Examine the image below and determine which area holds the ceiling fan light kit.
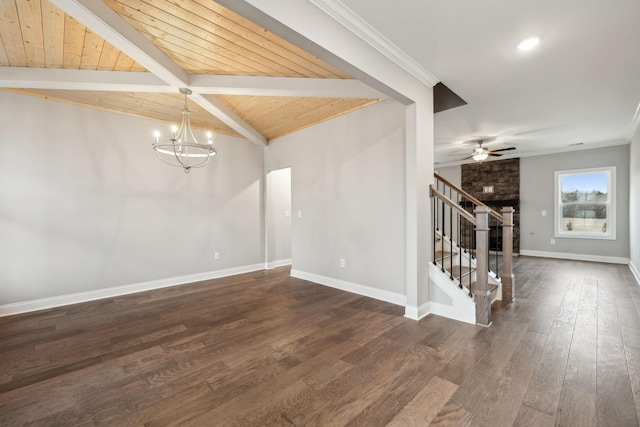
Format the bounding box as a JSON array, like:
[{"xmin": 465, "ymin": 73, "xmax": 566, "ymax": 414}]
[
  {"xmin": 462, "ymin": 140, "xmax": 517, "ymax": 162},
  {"xmin": 516, "ymin": 35, "xmax": 541, "ymax": 51},
  {"xmin": 152, "ymin": 88, "xmax": 217, "ymax": 173},
  {"xmin": 472, "ymin": 147, "xmax": 489, "ymax": 161}
]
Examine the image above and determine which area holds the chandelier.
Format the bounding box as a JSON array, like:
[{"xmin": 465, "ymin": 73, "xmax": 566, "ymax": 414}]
[{"xmin": 152, "ymin": 88, "xmax": 216, "ymax": 173}]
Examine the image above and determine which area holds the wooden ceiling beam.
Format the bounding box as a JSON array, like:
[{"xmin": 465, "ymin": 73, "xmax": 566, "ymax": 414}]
[
  {"xmin": 0, "ymin": 67, "xmax": 383, "ymax": 101},
  {"xmin": 48, "ymin": 0, "xmax": 267, "ymax": 146},
  {"xmin": 192, "ymin": 93, "xmax": 266, "ymax": 145},
  {"xmin": 189, "ymin": 74, "xmax": 385, "ymax": 98},
  {"xmin": 0, "ymin": 67, "xmax": 171, "ymax": 92}
]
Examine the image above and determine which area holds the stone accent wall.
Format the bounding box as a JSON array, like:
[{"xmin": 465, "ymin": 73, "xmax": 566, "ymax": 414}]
[{"xmin": 461, "ymin": 158, "xmax": 520, "ymax": 253}]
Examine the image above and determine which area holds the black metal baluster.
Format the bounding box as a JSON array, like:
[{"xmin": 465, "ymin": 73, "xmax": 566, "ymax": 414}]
[
  {"xmin": 459, "ymin": 214, "xmax": 464, "ymax": 290},
  {"xmin": 496, "ymin": 217, "xmax": 501, "ymax": 279},
  {"xmin": 432, "ymin": 195, "xmax": 437, "ymax": 266},
  {"xmin": 468, "ymin": 220, "xmax": 473, "ymax": 297},
  {"xmin": 439, "ymin": 198, "xmax": 445, "ymax": 273},
  {"xmin": 449, "ymin": 187, "xmax": 454, "ymax": 280}
]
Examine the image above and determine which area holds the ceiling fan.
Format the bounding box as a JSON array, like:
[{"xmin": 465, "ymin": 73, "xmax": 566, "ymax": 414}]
[{"xmin": 464, "ymin": 140, "xmax": 516, "ymax": 161}]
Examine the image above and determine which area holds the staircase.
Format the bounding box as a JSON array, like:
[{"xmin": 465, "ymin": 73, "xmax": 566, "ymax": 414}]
[{"xmin": 429, "ymin": 174, "xmax": 515, "ymax": 326}]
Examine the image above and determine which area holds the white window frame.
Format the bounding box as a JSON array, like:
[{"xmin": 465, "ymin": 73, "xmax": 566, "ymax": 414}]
[{"xmin": 554, "ymin": 166, "xmax": 616, "ymax": 240}]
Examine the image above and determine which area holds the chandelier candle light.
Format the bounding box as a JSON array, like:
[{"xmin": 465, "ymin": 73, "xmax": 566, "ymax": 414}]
[{"xmin": 152, "ymin": 88, "xmax": 216, "ymax": 173}]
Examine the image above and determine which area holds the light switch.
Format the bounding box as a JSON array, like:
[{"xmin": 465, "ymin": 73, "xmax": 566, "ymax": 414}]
[
  {"xmin": 541, "ymin": 210, "xmax": 547, "ymax": 216},
  {"xmin": 285, "ymin": 210, "xmax": 290, "ymax": 218},
  {"xmin": 298, "ymin": 210, "xmax": 302, "ymax": 218}
]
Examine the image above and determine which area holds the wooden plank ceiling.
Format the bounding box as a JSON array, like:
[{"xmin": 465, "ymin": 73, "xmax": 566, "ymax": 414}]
[{"xmin": 0, "ymin": 0, "xmax": 382, "ymax": 142}]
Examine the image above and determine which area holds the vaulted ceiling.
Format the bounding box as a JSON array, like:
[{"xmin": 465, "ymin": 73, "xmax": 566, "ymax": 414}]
[
  {"xmin": 0, "ymin": 0, "xmax": 383, "ymax": 145},
  {"xmin": 3, "ymin": 1, "xmax": 639, "ymax": 164}
]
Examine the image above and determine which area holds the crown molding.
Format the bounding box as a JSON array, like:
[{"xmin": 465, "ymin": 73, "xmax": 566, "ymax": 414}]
[{"xmin": 309, "ymin": 0, "xmax": 439, "ymax": 88}]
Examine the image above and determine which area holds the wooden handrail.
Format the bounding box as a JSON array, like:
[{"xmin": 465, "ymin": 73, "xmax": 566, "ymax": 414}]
[
  {"xmin": 434, "ymin": 173, "xmax": 502, "ymax": 222},
  {"xmin": 430, "ymin": 186, "xmax": 476, "ymax": 224}
]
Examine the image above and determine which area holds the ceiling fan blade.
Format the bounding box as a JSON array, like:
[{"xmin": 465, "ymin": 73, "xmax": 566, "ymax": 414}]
[
  {"xmin": 461, "ymin": 155, "xmax": 474, "ymax": 160},
  {"xmin": 489, "ymin": 147, "xmax": 516, "ymax": 153},
  {"xmin": 488, "ymin": 153, "xmax": 503, "ymax": 157}
]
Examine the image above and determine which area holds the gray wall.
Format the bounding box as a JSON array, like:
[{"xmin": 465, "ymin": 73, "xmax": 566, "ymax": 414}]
[
  {"xmin": 434, "ymin": 144, "xmax": 632, "ymax": 262},
  {"xmin": 0, "ymin": 91, "xmax": 265, "ymax": 306},
  {"xmin": 520, "ymin": 145, "xmax": 630, "ymax": 259},
  {"xmin": 630, "ymin": 128, "xmax": 640, "ymax": 278},
  {"xmin": 265, "ymin": 100, "xmax": 406, "ymax": 296}
]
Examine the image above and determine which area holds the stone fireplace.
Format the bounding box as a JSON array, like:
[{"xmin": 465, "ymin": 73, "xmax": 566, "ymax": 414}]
[{"xmin": 461, "ymin": 158, "xmax": 520, "ymax": 254}]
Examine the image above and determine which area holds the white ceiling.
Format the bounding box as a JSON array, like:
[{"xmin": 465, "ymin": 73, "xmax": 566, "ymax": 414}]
[{"xmin": 339, "ymin": 0, "xmax": 640, "ymax": 165}]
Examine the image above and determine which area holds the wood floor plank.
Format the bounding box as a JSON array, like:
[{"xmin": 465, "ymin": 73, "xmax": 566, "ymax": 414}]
[
  {"xmin": 596, "ymin": 366, "xmax": 639, "ymax": 427},
  {"xmin": 446, "ymin": 318, "xmax": 530, "ymax": 414},
  {"xmin": 386, "ymin": 376, "xmax": 458, "ymax": 426},
  {"xmin": 512, "ymin": 403, "xmax": 556, "ymax": 427},
  {"xmin": 429, "ymin": 403, "xmax": 475, "ymax": 427},
  {"xmin": 563, "ymin": 308, "xmax": 597, "ymax": 394},
  {"xmin": 475, "ymin": 330, "xmax": 547, "ymax": 426},
  {"xmin": 1, "ymin": 260, "xmax": 640, "ymax": 425},
  {"xmin": 521, "ymin": 319, "xmax": 574, "ymax": 415},
  {"xmin": 556, "ymin": 387, "xmax": 596, "ymax": 427}
]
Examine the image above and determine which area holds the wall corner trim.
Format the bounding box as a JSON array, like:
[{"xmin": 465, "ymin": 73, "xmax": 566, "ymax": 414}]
[
  {"xmin": 630, "ymin": 260, "xmax": 640, "ymax": 286},
  {"xmin": 290, "ymin": 269, "xmax": 407, "ymax": 307},
  {"xmin": 0, "ymin": 264, "xmax": 265, "ymax": 317},
  {"xmin": 266, "ymin": 259, "xmax": 293, "ymax": 270},
  {"xmin": 404, "ymin": 302, "xmax": 430, "ymax": 320}
]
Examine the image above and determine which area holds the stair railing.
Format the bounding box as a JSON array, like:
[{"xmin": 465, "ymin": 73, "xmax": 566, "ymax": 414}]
[
  {"xmin": 430, "ymin": 186, "xmax": 476, "ymax": 296},
  {"xmin": 433, "ymin": 174, "xmax": 514, "ymax": 283},
  {"xmin": 431, "ymin": 174, "xmax": 516, "ymax": 325}
]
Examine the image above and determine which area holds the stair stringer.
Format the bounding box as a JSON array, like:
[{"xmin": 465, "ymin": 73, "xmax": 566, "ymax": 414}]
[{"xmin": 428, "ymin": 262, "xmax": 476, "ymax": 325}]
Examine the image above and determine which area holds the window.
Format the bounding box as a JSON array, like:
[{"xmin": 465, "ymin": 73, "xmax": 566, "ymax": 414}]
[{"xmin": 554, "ymin": 166, "xmax": 616, "ymax": 239}]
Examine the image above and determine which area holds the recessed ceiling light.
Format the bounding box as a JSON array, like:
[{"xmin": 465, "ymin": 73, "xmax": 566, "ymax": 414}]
[{"xmin": 516, "ymin": 36, "xmax": 541, "ymax": 51}]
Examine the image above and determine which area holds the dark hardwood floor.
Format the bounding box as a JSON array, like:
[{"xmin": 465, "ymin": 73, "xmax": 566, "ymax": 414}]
[{"xmin": 1, "ymin": 256, "xmax": 639, "ymax": 426}]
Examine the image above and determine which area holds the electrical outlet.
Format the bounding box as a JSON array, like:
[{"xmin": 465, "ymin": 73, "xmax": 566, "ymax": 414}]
[
  {"xmin": 214, "ymin": 252, "xmax": 220, "ymax": 260},
  {"xmin": 550, "ymin": 239, "xmax": 555, "ymax": 245},
  {"xmin": 340, "ymin": 258, "xmax": 346, "ymax": 268}
]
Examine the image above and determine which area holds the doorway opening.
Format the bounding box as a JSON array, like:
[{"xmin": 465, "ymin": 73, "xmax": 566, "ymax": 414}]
[{"xmin": 265, "ymin": 167, "xmax": 292, "ymax": 269}]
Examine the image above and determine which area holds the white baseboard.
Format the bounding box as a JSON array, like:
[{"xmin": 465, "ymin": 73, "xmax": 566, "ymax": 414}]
[
  {"xmin": 630, "ymin": 260, "xmax": 640, "ymax": 286},
  {"xmin": 266, "ymin": 258, "xmax": 292, "ymax": 269},
  {"xmin": 0, "ymin": 264, "xmax": 265, "ymax": 317},
  {"xmin": 404, "ymin": 302, "xmax": 431, "ymax": 320},
  {"xmin": 290, "ymin": 269, "xmax": 407, "ymax": 307},
  {"xmin": 519, "ymin": 250, "xmax": 629, "ymax": 265}
]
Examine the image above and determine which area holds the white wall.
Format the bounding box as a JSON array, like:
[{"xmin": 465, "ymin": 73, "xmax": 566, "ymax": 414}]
[
  {"xmin": 265, "ymin": 100, "xmax": 406, "ymax": 301},
  {"xmin": 0, "ymin": 91, "xmax": 265, "ymax": 307},
  {"xmin": 226, "ymin": 0, "xmax": 434, "ymax": 317},
  {"xmin": 630, "ymin": 127, "xmax": 640, "ymax": 281},
  {"xmin": 266, "ymin": 167, "xmax": 292, "ymax": 267},
  {"xmin": 520, "ymin": 145, "xmax": 630, "ymax": 261}
]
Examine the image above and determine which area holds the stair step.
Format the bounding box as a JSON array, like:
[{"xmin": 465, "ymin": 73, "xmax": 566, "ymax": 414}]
[
  {"xmin": 435, "ymin": 250, "xmax": 459, "ymax": 261},
  {"xmin": 465, "ymin": 282, "xmax": 499, "ymax": 295},
  {"xmin": 450, "ymin": 265, "xmax": 475, "ymax": 279}
]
